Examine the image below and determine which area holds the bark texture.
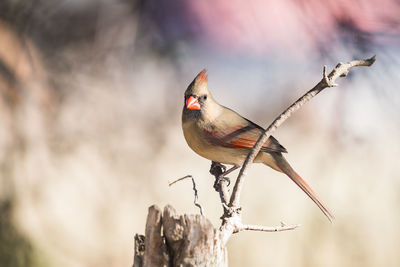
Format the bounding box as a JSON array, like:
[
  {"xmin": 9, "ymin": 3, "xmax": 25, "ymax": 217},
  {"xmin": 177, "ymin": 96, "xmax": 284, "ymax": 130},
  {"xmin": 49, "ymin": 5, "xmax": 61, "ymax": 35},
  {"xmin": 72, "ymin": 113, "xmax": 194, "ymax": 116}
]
[{"xmin": 133, "ymin": 205, "xmax": 227, "ymax": 267}]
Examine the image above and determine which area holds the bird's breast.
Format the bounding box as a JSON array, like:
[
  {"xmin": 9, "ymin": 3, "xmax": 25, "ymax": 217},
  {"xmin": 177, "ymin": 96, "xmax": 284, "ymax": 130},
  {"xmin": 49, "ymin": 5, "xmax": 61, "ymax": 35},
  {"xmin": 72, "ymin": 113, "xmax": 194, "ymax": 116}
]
[{"xmin": 182, "ymin": 120, "xmax": 250, "ymax": 165}]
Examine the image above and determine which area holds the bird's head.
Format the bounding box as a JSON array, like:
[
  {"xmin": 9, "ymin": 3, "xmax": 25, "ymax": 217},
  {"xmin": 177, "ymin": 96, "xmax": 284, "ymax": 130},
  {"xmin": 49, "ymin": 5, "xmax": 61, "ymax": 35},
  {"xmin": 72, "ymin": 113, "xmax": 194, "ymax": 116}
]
[{"xmin": 183, "ymin": 69, "xmax": 212, "ymax": 113}]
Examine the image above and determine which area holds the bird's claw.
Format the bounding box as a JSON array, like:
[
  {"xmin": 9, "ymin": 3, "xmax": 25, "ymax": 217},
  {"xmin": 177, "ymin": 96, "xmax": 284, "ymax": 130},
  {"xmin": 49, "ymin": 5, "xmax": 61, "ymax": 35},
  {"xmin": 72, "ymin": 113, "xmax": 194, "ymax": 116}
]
[{"xmin": 222, "ymin": 176, "xmax": 231, "ymax": 186}]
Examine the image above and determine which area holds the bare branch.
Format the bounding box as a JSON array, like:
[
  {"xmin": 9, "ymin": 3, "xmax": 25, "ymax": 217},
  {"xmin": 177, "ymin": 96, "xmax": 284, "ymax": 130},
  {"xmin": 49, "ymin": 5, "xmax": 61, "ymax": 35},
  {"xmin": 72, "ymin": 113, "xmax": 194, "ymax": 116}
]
[
  {"xmin": 229, "ymin": 55, "xmax": 376, "ymax": 208},
  {"xmin": 238, "ymin": 222, "xmax": 301, "ymax": 233},
  {"xmin": 216, "ymin": 56, "xmax": 376, "ymax": 245},
  {"xmin": 169, "ymin": 175, "xmax": 204, "ymax": 215}
]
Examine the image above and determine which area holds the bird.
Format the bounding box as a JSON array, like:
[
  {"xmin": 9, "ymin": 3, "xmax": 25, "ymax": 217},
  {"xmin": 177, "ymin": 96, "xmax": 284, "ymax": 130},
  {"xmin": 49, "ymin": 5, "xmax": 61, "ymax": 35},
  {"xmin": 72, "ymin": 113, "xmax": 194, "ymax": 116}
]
[{"xmin": 181, "ymin": 69, "xmax": 334, "ymax": 222}]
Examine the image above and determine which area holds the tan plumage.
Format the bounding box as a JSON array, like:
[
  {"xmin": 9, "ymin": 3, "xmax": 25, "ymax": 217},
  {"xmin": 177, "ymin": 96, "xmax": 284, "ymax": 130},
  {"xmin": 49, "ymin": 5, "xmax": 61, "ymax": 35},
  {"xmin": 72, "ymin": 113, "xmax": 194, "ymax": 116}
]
[{"xmin": 182, "ymin": 70, "xmax": 334, "ymax": 222}]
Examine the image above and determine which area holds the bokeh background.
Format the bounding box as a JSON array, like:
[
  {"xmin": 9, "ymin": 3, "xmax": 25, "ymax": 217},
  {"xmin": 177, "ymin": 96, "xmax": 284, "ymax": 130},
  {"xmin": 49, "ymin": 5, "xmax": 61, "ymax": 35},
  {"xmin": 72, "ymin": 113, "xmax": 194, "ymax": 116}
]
[{"xmin": 0, "ymin": 0, "xmax": 399, "ymax": 266}]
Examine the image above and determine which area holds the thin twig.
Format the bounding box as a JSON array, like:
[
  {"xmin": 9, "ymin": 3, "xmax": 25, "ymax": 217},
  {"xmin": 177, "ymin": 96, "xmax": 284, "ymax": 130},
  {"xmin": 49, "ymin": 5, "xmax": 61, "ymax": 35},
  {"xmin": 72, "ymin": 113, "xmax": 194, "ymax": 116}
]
[
  {"xmin": 229, "ymin": 55, "xmax": 376, "ymax": 208},
  {"xmin": 169, "ymin": 175, "xmax": 204, "ymax": 215},
  {"xmin": 238, "ymin": 222, "xmax": 301, "ymax": 233}
]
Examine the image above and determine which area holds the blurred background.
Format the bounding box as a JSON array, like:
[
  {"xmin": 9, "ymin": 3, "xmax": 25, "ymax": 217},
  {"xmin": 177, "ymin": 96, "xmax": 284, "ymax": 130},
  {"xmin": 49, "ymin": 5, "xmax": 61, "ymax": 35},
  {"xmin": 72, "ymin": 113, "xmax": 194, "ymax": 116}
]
[{"xmin": 0, "ymin": 0, "xmax": 399, "ymax": 266}]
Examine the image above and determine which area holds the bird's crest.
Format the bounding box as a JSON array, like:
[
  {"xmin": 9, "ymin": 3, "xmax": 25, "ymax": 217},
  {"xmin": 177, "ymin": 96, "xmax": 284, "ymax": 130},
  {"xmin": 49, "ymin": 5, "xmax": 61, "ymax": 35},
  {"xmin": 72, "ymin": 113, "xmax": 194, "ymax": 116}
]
[
  {"xmin": 196, "ymin": 69, "xmax": 208, "ymax": 83},
  {"xmin": 185, "ymin": 69, "xmax": 210, "ymax": 96}
]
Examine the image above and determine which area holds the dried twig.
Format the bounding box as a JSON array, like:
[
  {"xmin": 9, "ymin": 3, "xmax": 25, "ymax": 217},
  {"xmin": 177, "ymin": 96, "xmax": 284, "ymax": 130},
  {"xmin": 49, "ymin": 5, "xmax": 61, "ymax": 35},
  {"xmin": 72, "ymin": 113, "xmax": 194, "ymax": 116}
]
[
  {"xmin": 229, "ymin": 55, "xmax": 376, "ymax": 208},
  {"xmin": 238, "ymin": 222, "xmax": 301, "ymax": 233},
  {"xmin": 217, "ymin": 56, "xmax": 376, "ymax": 245},
  {"xmin": 169, "ymin": 175, "xmax": 204, "ymax": 215}
]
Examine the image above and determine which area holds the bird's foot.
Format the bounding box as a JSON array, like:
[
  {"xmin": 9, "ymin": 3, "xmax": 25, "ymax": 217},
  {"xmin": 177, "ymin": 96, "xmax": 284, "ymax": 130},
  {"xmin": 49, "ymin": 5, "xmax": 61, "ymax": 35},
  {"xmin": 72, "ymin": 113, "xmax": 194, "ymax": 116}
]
[
  {"xmin": 210, "ymin": 162, "xmax": 240, "ymax": 191},
  {"xmin": 210, "ymin": 162, "xmax": 230, "ymax": 191},
  {"xmin": 210, "ymin": 161, "xmax": 227, "ymax": 175}
]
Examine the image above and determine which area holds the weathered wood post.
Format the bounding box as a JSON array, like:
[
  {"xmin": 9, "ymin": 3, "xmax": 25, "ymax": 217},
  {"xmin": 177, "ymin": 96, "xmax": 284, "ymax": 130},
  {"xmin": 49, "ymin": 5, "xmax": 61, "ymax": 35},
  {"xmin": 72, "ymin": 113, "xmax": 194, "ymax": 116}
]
[{"xmin": 133, "ymin": 205, "xmax": 227, "ymax": 267}]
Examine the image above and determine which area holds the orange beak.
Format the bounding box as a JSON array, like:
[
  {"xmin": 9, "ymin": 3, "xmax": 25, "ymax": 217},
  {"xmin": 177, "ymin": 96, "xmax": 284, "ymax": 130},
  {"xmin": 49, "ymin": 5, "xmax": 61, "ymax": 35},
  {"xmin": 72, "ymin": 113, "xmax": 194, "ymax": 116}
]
[{"xmin": 186, "ymin": 96, "xmax": 201, "ymax": 110}]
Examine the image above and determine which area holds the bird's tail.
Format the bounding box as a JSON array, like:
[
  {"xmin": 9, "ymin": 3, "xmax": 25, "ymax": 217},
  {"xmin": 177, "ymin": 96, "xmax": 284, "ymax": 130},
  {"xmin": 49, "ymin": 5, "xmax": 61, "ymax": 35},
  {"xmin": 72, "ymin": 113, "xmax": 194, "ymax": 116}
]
[{"xmin": 271, "ymin": 153, "xmax": 335, "ymax": 222}]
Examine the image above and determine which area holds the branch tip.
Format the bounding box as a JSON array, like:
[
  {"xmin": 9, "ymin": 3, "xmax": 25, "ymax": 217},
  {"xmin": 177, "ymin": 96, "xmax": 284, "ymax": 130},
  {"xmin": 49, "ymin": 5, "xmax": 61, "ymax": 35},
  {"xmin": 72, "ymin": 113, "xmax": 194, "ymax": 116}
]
[
  {"xmin": 368, "ymin": 55, "xmax": 376, "ymax": 64},
  {"xmin": 323, "ymin": 65, "xmax": 328, "ymax": 80}
]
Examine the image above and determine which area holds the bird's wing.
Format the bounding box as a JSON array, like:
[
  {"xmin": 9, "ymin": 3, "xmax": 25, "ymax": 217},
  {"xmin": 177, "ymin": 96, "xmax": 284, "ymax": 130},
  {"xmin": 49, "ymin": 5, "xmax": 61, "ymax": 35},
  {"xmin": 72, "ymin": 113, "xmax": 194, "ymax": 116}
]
[{"xmin": 204, "ymin": 117, "xmax": 287, "ymax": 153}]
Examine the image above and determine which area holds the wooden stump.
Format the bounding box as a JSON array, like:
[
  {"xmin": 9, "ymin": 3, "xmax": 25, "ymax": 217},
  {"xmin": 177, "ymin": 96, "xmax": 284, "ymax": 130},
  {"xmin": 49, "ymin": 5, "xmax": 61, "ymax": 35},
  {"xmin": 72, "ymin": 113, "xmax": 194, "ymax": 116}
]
[{"xmin": 133, "ymin": 205, "xmax": 227, "ymax": 267}]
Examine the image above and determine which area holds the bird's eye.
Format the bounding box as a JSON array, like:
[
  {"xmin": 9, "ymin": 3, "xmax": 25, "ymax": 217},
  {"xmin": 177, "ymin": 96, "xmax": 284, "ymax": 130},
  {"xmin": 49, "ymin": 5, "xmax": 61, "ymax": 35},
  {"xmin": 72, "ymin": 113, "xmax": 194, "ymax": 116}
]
[{"xmin": 202, "ymin": 95, "xmax": 207, "ymax": 101}]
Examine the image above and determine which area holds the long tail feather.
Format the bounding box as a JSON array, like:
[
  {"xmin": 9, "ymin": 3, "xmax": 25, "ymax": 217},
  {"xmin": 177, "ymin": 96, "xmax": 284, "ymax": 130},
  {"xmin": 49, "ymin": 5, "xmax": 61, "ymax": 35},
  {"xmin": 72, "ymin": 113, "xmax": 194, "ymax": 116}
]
[{"xmin": 272, "ymin": 153, "xmax": 335, "ymax": 222}]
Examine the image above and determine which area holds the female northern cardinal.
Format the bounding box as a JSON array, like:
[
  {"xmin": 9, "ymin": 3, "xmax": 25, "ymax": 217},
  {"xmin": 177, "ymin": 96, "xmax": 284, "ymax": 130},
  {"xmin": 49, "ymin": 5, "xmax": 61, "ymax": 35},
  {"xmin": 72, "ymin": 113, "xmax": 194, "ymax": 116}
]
[{"xmin": 182, "ymin": 70, "xmax": 334, "ymax": 222}]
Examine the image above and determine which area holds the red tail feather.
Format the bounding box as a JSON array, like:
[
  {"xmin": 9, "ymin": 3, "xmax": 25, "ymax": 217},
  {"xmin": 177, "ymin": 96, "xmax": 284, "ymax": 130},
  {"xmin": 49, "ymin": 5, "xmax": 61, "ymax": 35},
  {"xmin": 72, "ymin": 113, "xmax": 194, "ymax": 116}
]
[{"xmin": 273, "ymin": 154, "xmax": 334, "ymax": 222}]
